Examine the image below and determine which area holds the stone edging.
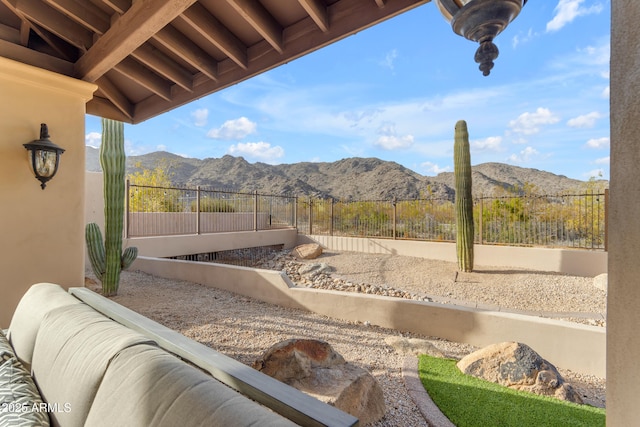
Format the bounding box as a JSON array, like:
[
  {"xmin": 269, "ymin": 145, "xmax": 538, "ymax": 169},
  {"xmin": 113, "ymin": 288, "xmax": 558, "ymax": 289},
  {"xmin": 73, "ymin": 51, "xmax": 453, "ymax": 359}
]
[{"xmin": 401, "ymin": 356, "xmax": 456, "ymax": 427}]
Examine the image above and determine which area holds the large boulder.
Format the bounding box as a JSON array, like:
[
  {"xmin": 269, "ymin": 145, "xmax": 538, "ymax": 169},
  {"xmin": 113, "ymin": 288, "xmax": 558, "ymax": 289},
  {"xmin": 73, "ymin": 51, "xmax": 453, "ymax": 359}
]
[
  {"xmin": 593, "ymin": 273, "xmax": 607, "ymax": 292},
  {"xmin": 292, "ymin": 243, "xmax": 323, "ymax": 260},
  {"xmin": 456, "ymin": 342, "xmax": 583, "ymax": 404},
  {"xmin": 253, "ymin": 338, "xmax": 385, "ymax": 424}
]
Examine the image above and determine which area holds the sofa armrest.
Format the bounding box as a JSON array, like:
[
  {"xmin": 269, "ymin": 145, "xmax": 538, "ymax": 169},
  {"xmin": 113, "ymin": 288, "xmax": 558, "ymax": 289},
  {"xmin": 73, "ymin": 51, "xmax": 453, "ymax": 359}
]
[{"xmin": 69, "ymin": 287, "xmax": 359, "ymax": 427}]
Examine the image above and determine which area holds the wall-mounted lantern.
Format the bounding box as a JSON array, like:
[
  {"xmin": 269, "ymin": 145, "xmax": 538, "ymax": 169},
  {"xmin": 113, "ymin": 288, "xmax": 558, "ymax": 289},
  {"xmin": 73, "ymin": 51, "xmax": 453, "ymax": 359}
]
[
  {"xmin": 435, "ymin": 0, "xmax": 527, "ymax": 76},
  {"xmin": 23, "ymin": 123, "xmax": 65, "ymax": 190}
]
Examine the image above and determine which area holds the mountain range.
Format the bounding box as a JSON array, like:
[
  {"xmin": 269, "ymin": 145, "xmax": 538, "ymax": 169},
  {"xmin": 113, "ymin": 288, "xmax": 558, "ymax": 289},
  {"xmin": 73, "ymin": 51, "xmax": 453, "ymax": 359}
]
[{"xmin": 86, "ymin": 147, "xmax": 607, "ymax": 200}]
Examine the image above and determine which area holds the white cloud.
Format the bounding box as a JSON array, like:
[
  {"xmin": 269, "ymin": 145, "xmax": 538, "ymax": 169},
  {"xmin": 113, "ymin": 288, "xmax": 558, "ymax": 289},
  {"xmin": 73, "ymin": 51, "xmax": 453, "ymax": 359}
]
[
  {"xmin": 512, "ymin": 28, "xmax": 536, "ymax": 49},
  {"xmin": 508, "ymin": 146, "xmax": 539, "ymax": 163},
  {"xmin": 207, "ymin": 117, "xmax": 257, "ymax": 140},
  {"xmin": 585, "ymin": 137, "xmax": 610, "ymax": 149},
  {"xmin": 472, "ymin": 136, "xmax": 503, "ymax": 151},
  {"xmin": 191, "ymin": 108, "xmax": 209, "ymax": 127},
  {"xmin": 375, "ymin": 135, "xmax": 414, "ymax": 150},
  {"xmin": 602, "ymin": 86, "xmax": 610, "ymax": 98},
  {"xmin": 567, "ymin": 111, "xmax": 602, "ymax": 128},
  {"xmin": 594, "ymin": 156, "xmax": 610, "ymax": 164},
  {"xmin": 421, "ymin": 161, "xmax": 450, "ymax": 175},
  {"xmin": 374, "ymin": 123, "xmax": 414, "ymax": 150},
  {"xmin": 227, "ymin": 141, "xmax": 284, "ymax": 163},
  {"xmin": 584, "ymin": 168, "xmax": 605, "ymax": 179},
  {"xmin": 85, "ymin": 131, "xmax": 101, "ymax": 148},
  {"xmin": 380, "ymin": 49, "xmax": 398, "ymax": 71},
  {"xmin": 546, "ymin": 0, "xmax": 604, "ymax": 32},
  {"xmin": 509, "ymin": 108, "xmax": 560, "ymax": 135}
]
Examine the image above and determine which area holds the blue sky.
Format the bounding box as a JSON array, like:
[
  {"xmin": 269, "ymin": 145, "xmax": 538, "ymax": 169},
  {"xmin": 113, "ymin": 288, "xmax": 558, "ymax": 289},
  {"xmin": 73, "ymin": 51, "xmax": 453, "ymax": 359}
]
[{"xmin": 85, "ymin": 0, "xmax": 610, "ymax": 181}]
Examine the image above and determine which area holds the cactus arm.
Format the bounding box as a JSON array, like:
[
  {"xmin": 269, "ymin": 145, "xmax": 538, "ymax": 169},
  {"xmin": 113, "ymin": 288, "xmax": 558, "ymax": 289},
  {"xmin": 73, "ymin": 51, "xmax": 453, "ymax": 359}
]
[
  {"xmin": 85, "ymin": 222, "xmax": 106, "ymax": 281},
  {"xmin": 454, "ymin": 120, "xmax": 474, "ymax": 272},
  {"xmin": 121, "ymin": 246, "xmax": 138, "ymax": 270}
]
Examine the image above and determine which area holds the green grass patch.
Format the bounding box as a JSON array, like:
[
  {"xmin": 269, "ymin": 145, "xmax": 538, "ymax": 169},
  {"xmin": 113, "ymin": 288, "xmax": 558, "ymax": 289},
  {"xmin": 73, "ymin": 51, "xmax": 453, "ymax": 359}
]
[{"xmin": 418, "ymin": 355, "xmax": 605, "ymax": 427}]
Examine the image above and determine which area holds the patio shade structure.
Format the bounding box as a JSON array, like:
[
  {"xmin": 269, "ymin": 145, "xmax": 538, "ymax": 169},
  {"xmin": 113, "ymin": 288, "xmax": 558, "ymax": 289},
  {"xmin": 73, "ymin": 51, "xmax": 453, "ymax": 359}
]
[{"xmin": 0, "ymin": 0, "xmax": 430, "ymax": 124}]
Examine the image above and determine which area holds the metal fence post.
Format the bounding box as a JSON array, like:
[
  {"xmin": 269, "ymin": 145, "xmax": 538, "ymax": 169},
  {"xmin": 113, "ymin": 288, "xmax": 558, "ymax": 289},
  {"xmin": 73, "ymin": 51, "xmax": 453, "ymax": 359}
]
[
  {"xmin": 392, "ymin": 199, "xmax": 397, "ymax": 240},
  {"xmin": 479, "ymin": 196, "xmax": 483, "ymax": 245},
  {"xmin": 196, "ymin": 186, "xmax": 201, "ymax": 235},
  {"xmin": 604, "ymin": 188, "xmax": 609, "ymax": 252},
  {"xmin": 309, "ymin": 199, "xmax": 313, "ymax": 235},
  {"xmin": 125, "ymin": 179, "xmax": 130, "ymax": 239},
  {"xmin": 330, "ymin": 198, "xmax": 334, "ymax": 236},
  {"xmin": 254, "ymin": 190, "xmax": 259, "ymax": 231}
]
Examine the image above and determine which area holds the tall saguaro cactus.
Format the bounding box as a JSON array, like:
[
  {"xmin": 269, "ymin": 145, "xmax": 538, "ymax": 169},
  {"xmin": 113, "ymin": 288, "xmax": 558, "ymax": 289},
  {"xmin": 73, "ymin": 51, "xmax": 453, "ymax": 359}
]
[
  {"xmin": 454, "ymin": 120, "xmax": 474, "ymax": 272},
  {"xmin": 86, "ymin": 118, "xmax": 137, "ymax": 296}
]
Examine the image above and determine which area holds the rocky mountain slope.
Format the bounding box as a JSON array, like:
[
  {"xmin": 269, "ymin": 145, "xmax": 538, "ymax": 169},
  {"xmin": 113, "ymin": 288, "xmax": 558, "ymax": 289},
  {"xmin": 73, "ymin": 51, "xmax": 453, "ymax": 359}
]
[{"xmin": 86, "ymin": 147, "xmax": 606, "ymax": 200}]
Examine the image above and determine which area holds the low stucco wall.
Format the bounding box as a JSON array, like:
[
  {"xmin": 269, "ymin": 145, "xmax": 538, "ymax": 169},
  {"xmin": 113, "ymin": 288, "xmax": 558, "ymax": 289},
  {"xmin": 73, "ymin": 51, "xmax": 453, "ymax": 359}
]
[
  {"xmin": 132, "ymin": 256, "xmax": 605, "ymax": 378},
  {"xmin": 301, "ymin": 235, "xmax": 607, "ymax": 277},
  {"xmin": 123, "ymin": 228, "xmax": 298, "ymax": 259}
]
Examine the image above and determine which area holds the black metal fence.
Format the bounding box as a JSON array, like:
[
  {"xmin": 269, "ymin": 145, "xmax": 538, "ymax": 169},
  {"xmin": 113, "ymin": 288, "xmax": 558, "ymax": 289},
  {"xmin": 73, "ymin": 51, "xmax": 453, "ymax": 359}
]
[
  {"xmin": 296, "ymin": 191, "xmax": 608, "ymax": 250},
  {"xmin": 125, "ymin": 181, "xmax": 607, "ymax": 250},
  {"xmin": 125, "ymin": 182, "xmax": 297, "ymax": 237}
]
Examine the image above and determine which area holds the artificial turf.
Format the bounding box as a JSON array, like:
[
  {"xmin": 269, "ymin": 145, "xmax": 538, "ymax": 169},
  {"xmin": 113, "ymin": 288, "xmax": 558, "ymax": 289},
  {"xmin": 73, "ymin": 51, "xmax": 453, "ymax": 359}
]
[{"xmin": 418, "ymin": 355, "xmax": 605, "ymax": 427}]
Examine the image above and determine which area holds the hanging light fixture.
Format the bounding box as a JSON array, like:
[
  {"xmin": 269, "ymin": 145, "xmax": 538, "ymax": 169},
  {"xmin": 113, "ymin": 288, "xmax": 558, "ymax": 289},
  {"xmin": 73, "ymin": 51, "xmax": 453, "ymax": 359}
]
[
  {"xmin": 435, "ymin": 0, "xmax": 527, "ymax": 76},
  {"xmin": 23, "ymin": 123, "xmax": 65, "ymax": 190}
]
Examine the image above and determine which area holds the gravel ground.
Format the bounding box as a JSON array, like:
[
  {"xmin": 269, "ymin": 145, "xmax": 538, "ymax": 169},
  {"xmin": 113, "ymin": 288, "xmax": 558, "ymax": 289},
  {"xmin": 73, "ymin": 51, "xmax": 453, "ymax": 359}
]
[{"xmin": 86, "ymin": 250, "xmax": 607, "ymax": 426}]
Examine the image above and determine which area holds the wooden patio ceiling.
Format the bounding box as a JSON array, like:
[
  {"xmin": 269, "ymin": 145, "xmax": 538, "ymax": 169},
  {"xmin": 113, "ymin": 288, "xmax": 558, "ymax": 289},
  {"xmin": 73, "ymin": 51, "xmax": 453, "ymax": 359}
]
[{"xmin": 0, "ymin": 0, "xmax": 430, "ymax": 124}]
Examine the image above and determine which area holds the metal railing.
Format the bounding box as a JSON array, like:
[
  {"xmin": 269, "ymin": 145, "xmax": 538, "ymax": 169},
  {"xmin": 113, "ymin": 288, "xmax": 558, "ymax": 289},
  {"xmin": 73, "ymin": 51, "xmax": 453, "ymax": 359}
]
[
  {"xmin": 125, "ymin": 181, "xmax": 607, "ymax": 250},
  {"xmin": 126, "ymin": 181, "xmax": 296, "ymax": 237},
  {"xmin": 297, "ymin": 190, "xmax": 608, "ymax": 250}
]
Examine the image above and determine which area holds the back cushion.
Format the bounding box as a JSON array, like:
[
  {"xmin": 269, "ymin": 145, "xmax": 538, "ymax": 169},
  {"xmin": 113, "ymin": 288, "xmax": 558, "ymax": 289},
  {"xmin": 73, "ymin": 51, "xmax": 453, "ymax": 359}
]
[
  {"xmin": 85, "ymin": 344, "xmax": 298, "ymax": 427},
  {"xmin": 6, "ymin": 283, "xmax": 81, "ymax": 368},
  {"xmin": 31, "ymin": 304, "xmax": 155, "ymax": 427}
]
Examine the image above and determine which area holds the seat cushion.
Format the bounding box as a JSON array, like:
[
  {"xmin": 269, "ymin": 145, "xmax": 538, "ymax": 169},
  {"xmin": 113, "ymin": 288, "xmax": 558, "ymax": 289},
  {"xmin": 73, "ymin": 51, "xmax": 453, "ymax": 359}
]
[
  {"xmin": 0, "ymin": 353, "xmax": 50, "ymax": 427},
  {"xmin": 31, "ymin": 304, "xmax": 155, "ymax": 427},
  {"xmin": 0, "ymin": 331, "xmax": 13, "ymax": 366},
  {"xmin": 85, "ymin": 344, "xmax": 297, "ymax": 427},
  {"xmin": 6, "ymin": 283, "xmax": 82, "ymax": 368}
]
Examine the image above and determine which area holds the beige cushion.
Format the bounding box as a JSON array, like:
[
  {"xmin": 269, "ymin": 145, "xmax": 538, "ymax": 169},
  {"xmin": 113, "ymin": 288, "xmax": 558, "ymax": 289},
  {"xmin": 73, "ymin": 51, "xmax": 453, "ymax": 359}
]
[
  {"xmin": 0, "ymin": 356, "xmax": 50, "ymax": 427},
  {"xmin": 31, "ymin": 304, "xmax": 155, "ymax": 427},
  {"xmin": 6, "ymin": 283, "xmax": 81, "ymax": 367},
  {"xmin": 85, "ymin": 344, "xmax": 298, "ymax": 427}
]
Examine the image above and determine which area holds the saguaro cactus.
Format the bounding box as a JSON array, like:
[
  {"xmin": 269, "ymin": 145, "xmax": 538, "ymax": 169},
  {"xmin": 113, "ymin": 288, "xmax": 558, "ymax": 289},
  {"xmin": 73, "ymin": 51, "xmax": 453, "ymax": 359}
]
[
  {"xmin": 454, "ymin": 120, "xmax": 474, "ymax": 272},
  {"xmin": 86, "ymin": 118, "xmax": 137, "ymax": 296}
]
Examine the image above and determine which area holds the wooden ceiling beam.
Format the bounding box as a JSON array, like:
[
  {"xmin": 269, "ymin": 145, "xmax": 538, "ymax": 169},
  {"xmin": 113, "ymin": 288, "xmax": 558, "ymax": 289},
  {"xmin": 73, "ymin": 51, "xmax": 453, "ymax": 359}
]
[
  {"xmin": 132, "ymin": 43, "xmax": 193, "ymax": 92},
  {"xmin": 179, "ymin": 3, "xmax": 248, "ymax": 69},
  {"xmin": 374, "ymin": 0, "xmax": 387, "ymax": 8},
  {"xmin": 19, "ymin": 20, "xmax": 29, "ymax": 45},
  {"xmin": 153, "ymin": 26, "xmax": 219, "ymax": 81},
  {"xmin": 135, "ymin": 0, "xmax": 429, "ymax": 122},
  {"xmin": 226, "ymin": 0, "xmax": 283, "ymax": 53},
  {"xmin": 114, "ymin": 57, "xmax": 172, "ymax": 101},
  {"xmin": 74, "ymin": 0, "xmax": 197, "ymax": 82},
  {"xmin": 1, "ymin": 0, "xmax": 78, "ymax": 60},
  {"xmin": 0, "ymin": 23, "xmax": 21, "ymax": 44},
  {"xmin": 95, "ymin": 75, "xmax": 133, "ymax": 120},
  {"xmin": 0, "ymin": 38, "xmax": 74, "ymax": 75},
  {"xmin": 14, "ymin": 0, "xmax": 93, "ymax": 49},
  {"xmin": 101, "ymin": 0, "xmax": 131, "ymax": 15},
  {"xmin": 43, "ymin": 0, "xmax": 110, "ymax": 34},
  {"xmin": 297, "ymin": 0, "xmax": 329, "ymax": 32},
  {"xmin": 86, "ymin": 96, "xmax": 134, "ymax": 123}
]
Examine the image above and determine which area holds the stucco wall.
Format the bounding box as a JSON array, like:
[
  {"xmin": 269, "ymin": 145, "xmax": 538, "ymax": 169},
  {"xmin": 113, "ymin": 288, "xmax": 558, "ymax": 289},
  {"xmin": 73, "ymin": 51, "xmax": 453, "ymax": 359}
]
[
  {"xmin": 0, "ymin": 58, "xmax": 96, "ymax": 327},
  {"xmin": 302, "ymin": 235, "xmax": 607, "ymax": 276},
  {"xmin": 132, "ymin": 256, "xmax": 605, "ymax": 378},
  {"xmin": 609, "ymin": 1, "xmax": 640, "ymax": 425}
]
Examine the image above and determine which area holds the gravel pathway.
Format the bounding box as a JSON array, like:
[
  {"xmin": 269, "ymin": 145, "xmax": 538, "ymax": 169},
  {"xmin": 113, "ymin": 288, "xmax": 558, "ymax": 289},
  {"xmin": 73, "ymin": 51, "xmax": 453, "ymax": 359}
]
[{"xmin": 86, "ymin": 250, "xmax": 607, "ymax": 426}]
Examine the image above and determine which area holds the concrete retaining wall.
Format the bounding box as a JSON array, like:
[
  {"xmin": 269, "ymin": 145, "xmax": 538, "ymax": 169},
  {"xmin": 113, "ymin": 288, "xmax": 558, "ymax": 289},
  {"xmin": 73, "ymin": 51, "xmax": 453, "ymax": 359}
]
[
  {"xmin": 132, "ymin": 256, "xmax": 606, "ymax": 378},
  {"xmin": 301, "ymin": 235, "xmax": 607, "ymax": 277}
]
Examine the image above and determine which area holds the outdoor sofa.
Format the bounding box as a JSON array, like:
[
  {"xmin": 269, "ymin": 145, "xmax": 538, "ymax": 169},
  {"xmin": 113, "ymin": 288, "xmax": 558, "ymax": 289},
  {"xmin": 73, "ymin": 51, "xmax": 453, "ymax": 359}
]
[{"xmin": 0, "ymin": 283, "xmax": 358, "ymax": 426}]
